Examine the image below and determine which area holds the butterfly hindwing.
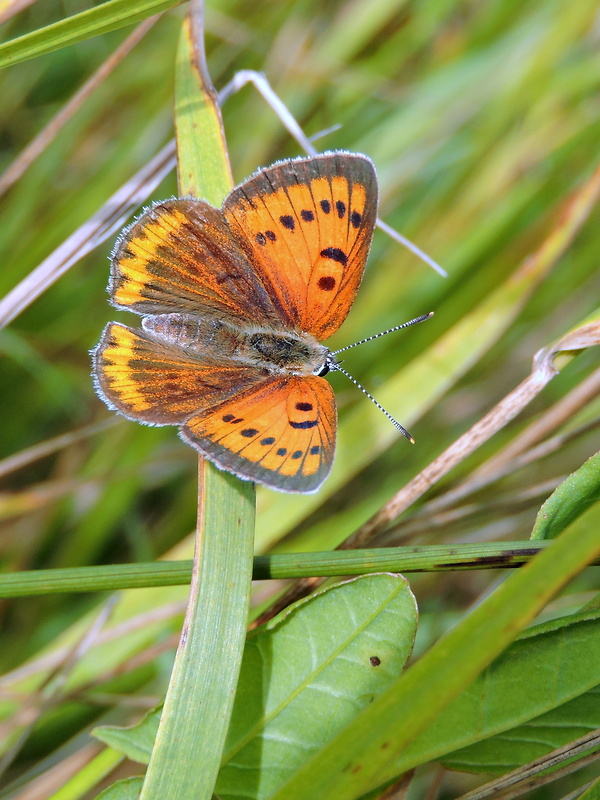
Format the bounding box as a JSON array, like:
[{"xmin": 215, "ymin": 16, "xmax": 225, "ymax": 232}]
[
  {"xmin": 93, "ymin": 322, "xmax": 260, "ymax": 425},
  {"xmin": 181, "ymin": 375, "xmax": 336, "ymax": 493},
  {"xmin": 223, "ymin": 152, "xmax": 378, "ymax": 340},
  {"xmin": 110, "ymin": 199, "xmax": 281, "ymax": 325}
]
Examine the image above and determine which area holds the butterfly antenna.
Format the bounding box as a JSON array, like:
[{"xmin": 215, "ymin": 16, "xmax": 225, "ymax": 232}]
[
  {"xmin": 332, "ymin": 312, "xmax": 433, "ymax": 356},
  {"xmin": 330, "ymin": 362, "xmax": 415, "ymax": 443}
]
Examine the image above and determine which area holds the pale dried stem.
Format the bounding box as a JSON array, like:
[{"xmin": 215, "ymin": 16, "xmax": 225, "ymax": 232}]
[
  {"xmin": 0, "ymin": 0, "xmax": 37, "ymax": 26},
  {"xmin": 344, "ymin": 363, "xmax": 558, "ymax": 549},
  {"xmin": 0, "ymin": 598, "xmax": 116, "ymax": 778},
  {"xmin": 471, "ymin": 363, "xmax": 600, "ymax": 480},
  {"xmin": 0, "ymin": 16, "xmax": 159, "ymax": 197},
  {"xmin": 0, "ymin": 418, "xmax": 118, "ymax": 480},
  {"xmin": 0, "ymin": 601, "xmax": 185, "ymax": 689},
  {"xmin": 381, "ymin": 476, "xmax": 564, "ymax": 544},
  {"xmin": 0, "ymin": 139, "xmax": 176, "ymax": 329},
  {"xmin": 456, "ymin": 728, "xmax": 600, "ymax": 800},
  {"xmin": 383, "ymin": 412, "xmax": 600, "ymax": 542}
]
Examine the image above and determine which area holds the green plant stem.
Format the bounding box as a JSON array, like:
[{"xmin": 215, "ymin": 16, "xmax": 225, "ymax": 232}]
[{"xmin": 0, "ymin": 542, "xmax": 571, "ymax": 597}]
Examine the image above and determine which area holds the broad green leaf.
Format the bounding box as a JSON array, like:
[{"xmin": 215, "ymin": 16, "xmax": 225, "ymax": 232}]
[
  {"xmin": 96, "ymin": 776, "xmax": 144, "ymax": 800},
  {"xmin": 441, "ymin": 686, "xmax": 600, "ymax": 773},
  {"xmin": 269, "ymin": 501, "xmax": 600, "ymax": 799},
  {"xmin": 531, "ymin": 449, "xmax": 600, "ymax": 540},
  {"xmin": 216, "ymin": 573, "xmax": 417, "ymax": 799},
  {"xmin": 94, "ymin": 706, "xmax": 162, "ymax": 764},
  {"xmin": 396, "ymin": 610, "xmax": 600, "ymax": 773},
  {"xmin": 93, "ymin": 573, "xmax": 417, "ymax": 800}
]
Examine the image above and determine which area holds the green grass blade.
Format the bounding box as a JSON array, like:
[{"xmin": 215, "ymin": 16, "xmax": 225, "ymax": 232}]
[
  {"xmin": 0, "ymin": 0, "xmax": 184, "ymax": 70},
  {"xmin": 137, "ymin": 10, "xmax": 255, "ymax": 800}
]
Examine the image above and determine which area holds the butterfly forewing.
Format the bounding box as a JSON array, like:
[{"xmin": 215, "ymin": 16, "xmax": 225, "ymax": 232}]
[
  {"xmin": 223, "ymin": 152, "xmax": 378, "ymax": 340},
  {"xmin": 110, "ymin": 199, "xmax": 281, "ymax": 325},
  {"xmin": 181, "ymin": 376, "xmax": 336, "ymax": 492}
]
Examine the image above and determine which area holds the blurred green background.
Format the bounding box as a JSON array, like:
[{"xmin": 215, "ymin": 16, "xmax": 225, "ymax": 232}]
[{"xmin": 0, "ymin": 1, "xmax": 598, "ymax": 795}]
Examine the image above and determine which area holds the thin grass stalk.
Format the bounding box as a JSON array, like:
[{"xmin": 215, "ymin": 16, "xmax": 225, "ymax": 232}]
[{"xmin": 137, "ymin": 4, "xmax": 255, "ymax": 798}]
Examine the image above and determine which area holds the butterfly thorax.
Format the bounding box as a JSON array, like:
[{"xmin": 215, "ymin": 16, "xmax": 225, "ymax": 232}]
[{"xmin": 142, "ymin": 313, "xmax": 331, "ymax": 377}]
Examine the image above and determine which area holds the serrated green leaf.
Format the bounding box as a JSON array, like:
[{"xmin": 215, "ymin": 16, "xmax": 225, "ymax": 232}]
[{"xmin": 216, "ymin": 573, "xmax": 417, "ymax": 800}]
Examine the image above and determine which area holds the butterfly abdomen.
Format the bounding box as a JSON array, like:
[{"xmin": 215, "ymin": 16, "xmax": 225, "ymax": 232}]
[{"xmin": 142, "ymin": 313, "xmax": 241, "ymax": 352}]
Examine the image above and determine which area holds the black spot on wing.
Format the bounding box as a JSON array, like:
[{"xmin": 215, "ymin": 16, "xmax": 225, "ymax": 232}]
[
  {"xmin": 317, "ymin": 276, "xmax": 336, "ymax": 291},
  {"xmin": 320, "ymin": 247, "xmax": 347, "ymax": 265},
  {"xmin": 289, "ymin": 419, "xmax": 319, "ymax": 429}
]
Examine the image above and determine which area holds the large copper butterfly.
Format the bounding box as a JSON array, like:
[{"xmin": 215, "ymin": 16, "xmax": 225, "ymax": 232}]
[{"xmin": 93, "ymin": 152, "xmax": 388, "ymax": 492}]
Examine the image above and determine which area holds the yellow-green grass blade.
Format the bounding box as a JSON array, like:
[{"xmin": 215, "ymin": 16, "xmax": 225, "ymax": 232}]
[{"xmin": 46, "ymin": 748, "xmax": 124, "ymax": 800}]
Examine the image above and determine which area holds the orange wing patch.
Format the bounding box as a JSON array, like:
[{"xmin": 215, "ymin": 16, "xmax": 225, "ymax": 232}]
[
  {"xmin": 93, "ymin": 322, "xmax": 259, "ymax": 425},
  {"xmin": 110, "ymin": 200, "xmax": 281, "ymax": 325},
  {"xmin": 181, "ymin": 376, "xmax": 336, "ymax": 492},
  {"xmin": 223, "ymin": 152, "xmax": 377, "ymax": 340}
]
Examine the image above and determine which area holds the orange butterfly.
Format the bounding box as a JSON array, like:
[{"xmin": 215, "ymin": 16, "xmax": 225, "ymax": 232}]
[{"xmin": 93, "ymin": 152, "xmax": 381, "ymax": 492}]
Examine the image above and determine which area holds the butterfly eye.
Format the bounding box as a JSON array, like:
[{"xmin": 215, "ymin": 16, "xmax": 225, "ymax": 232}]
[{"xmin": 317, "ymin": 363, "xmax": 330, "ymax": 377}]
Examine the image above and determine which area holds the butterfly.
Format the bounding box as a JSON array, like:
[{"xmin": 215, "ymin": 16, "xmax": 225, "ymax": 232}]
[{"xmin": 92, "ymin": 152, "xmax": 379, "ymax": 493}]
